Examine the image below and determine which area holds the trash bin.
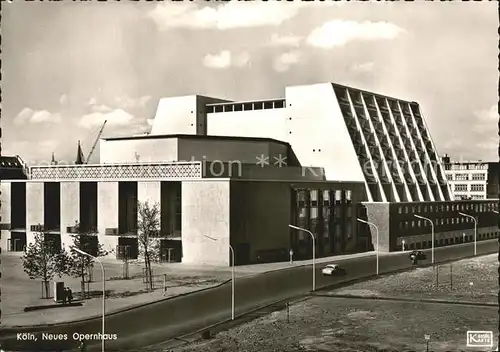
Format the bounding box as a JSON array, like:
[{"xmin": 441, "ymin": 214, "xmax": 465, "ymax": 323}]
[{"xmin": 54, "ymin": 281, "xmax": 65, "ymax": 303}]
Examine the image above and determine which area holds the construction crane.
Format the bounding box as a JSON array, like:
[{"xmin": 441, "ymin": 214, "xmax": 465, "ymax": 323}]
[{"xmin": 85, "ymin": 120, "xmax": 107, "ymax": 164}]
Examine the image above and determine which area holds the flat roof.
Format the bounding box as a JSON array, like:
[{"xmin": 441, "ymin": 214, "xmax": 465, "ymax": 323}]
[
  {"xmin": 330, "ymin": 82, "xmax": 415, "ymax": 105},
  {"xmin": 102, "ymin": 134, "xmax": 291, "ymax": 147}
]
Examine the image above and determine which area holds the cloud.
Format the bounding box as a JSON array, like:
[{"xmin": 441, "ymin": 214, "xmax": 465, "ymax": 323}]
[
  {"xmin": 350, "ymin": 62, "xmax": 375, "ymax": 73},
  {"xmin": 147, "ymin": 2, "xmax": 340, "ymax": 30},
  {"xmin": 473, "ymin": 104, "xmax": 497, "ymax": 133},
  {"xmin": 59, "ymin": 94, "xmax": 68, "ymax": 105},
  {"xmin": 78, "ymin": 109, "xmax": 143, "ymax": 129},
  {"xmin": 269, "ymin": 33, "xmax": 302, "ymax": 47},
  {"xmin": 14, "ymin": 108, "xmax": 62, "ymax": 125},
  {"xmin": 87, "ymin": 95, "xmax": 151, "ymax": 111},
  {"xmin": 273, "ymin": 51, "xmax": 301, "ymax": 72},
  {"xmin": 474, "ymin": 104, "xmax": 496, "ymax": 121},
  {"xmin": 307, "ymin": 20, "xmax": 406, "ymax": 49},
  {"xmin": 114, "ymin": 95, "xmax": 152, "ymax": 110},
  {"xmin": 203, "ymin": 50, "xmax": 250, "ymax": 69},
  {"xmin": 91, "ymin": 104, "xmax": 113, "ymax": 113}
]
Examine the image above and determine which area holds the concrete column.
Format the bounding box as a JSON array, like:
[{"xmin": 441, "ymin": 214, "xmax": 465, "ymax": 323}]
[
  {"xmin": 138, "ymin": 181, "xmax": 161, "ymax": 208},
  {"xmin": 60, "ymin": 182, "xmax": 80, "ymax": 251},
  {"xmin": 98, "ymin": 182, "xmax": 119, "ymax": 256},
  {"xmin": 26, "ymin": 182, "xmax": 44, "ymax": 246},
  {"xmin": 181, "ymin": 180, "xmax": 230, "ymax": 266},
  {"xmin": 0, "ymin": 182, "xmax": 11, "ymax": 250}
]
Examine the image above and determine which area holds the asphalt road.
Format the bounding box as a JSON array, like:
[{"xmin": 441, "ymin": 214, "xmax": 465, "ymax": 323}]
[{"xmin": 0, "ymin": 239, "xmax": 496, "ymax": 351}]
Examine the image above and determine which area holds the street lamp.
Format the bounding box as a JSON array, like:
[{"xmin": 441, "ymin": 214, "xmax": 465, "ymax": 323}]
[
  {"xmin": 204, "ymin": 235, "xmax": 235, "ymax": 320},
  {"xmin": 414, "ymin": 214, "xmax": 434, "ymax": 264},
  {"xmin": 288, "ymin": 225, "xmax": 316, "ymax": 291},
  {"xmin": 356, "ymin": 219, "xmax": 379, "ymax": 275},
  {"xmin": 459, "ymin": 212, "xmax": 477, "ymax": 256},
  {"xmin": 71, "ymin": 247, "xmax": 105, "ymax": 352}
]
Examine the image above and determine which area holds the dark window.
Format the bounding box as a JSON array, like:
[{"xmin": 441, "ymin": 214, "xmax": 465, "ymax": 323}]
[
  {"xmin": 11, "ymin": 182, "xmax": 26, "ymax": 229},
  {"xmin": 44, "ymin": 182, "xmax": 60, "ymax": 231},
  {"xmin": 118, "ymin": 182, "xmax": 138, "ymax": 235},
  {"xmin": 80, "ymin": 182, "xmax": 98, "ymax": 233}
]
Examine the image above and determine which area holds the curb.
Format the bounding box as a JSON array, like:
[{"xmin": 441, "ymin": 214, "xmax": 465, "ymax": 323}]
[{"xmin": 314, "ymin": 294, "xmax": 499, "ymax": 308}]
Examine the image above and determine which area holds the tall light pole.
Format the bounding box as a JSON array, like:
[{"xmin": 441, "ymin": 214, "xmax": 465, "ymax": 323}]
[
  {"xmin": 414, "ymin": 214, "xmax": 435, "ymax": 264},
  {"xmin": 357, "ymin": 219, "xmax": 379, "ymax": 275},
  {"xmin": 204, "ymin": 235, "xmax": 235, "ymax": 320},
  {"xmin": 72, "ymin": 247, "xmax": 105, "ymax": 352},
  {"xmin": 288, "ymin": 225, "xmax": 315, "ymax": 291},
  {"xmin": 459, "ymin": 212, "xmax": 477, "ymax": 256}
]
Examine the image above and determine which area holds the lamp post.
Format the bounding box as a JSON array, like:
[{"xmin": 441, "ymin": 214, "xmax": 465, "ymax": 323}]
[
  {"xmin": 204, "ymin": 235, "xmax": 235, "ymax": 320},
  {"xmin": 459, "ymin": 212, "xmax": 477, "ymax": 256},
  {"xmin": 356, "ymin": 219, "xmax": 379, "ymax": 275},
  {"xmin": 72, "ymin": 247, "xmax": 105, "ymax": 352},
  {"xmin": 414, "ymin": 214, "xmax": 434, "ymax": 264},
  {"xmin": 288, "ymin": 225, "xmax": 316, "ymax": 291}
]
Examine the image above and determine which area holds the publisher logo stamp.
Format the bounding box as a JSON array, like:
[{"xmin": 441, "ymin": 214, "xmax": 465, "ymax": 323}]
[{"xmin": 467, "ymin": 331, "xmax": 493, "ymax": 348}]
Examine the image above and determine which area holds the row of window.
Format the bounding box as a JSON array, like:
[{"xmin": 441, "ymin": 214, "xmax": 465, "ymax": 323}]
[
  {"xmin": 445, "ymin": 164, "xmax": 488, "ymax": 171},
  {"xmin": 453, "ymin": 184, "xmax": 485, "ymax": 192},
  {"xmin": 400, "ymin": 232, "xmax": 498, "ymax": 249},
  {"xmin": 397, "ymin": 202, "xmax": 497, "ymax": 214},
  {"xmin": 399, "ymin": 215, "xmax": 478, "ymax": 229},
  {"xmin": 449, "ymin": 173, "xmax": 486, "ymax": 181},
  {"xmin": 206, "ymin": 99, "xmax": 286, "ymax": 113}
]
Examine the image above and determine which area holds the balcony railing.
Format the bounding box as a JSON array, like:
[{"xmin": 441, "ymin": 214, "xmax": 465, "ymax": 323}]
[{"xmin": 105, "ymin": 228, "xmax": 119, "ymax": 236}]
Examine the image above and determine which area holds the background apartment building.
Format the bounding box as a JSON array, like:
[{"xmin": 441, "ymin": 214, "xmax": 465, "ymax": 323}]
[{"xmin": 441, "ymin": 154, "xmax": 499, "ymax": 200}]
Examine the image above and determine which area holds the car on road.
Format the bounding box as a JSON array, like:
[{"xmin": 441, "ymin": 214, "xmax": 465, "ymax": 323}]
[
  {"xmin": 408, "ymin": 250, "xmax": 426, "ymax": 261},
  {"xmin": 322, "ymin": 264, "xmax": 346, "ymax": 276}
]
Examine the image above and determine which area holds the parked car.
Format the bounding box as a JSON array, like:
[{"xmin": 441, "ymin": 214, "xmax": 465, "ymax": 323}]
[
  {"xmin": 408, "ymin": 250, "xmax": 426, "ymax": 262},
  {"xmin": 322, "ymin": 264, "xmax": 346, "ymax": 276}
]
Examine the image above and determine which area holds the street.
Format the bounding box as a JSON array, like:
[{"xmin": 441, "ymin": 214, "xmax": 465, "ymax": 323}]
[{"xmin": 0, "ymin": 239, "xmax": 496, "ymax": 351}]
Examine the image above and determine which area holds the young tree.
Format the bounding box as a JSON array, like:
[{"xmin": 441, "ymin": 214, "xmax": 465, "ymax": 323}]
[
  {"xmin": 21, "ymin": 230, "xmax": 70, "ymax": 299},
  {"xmin": 67, "ymin": 222, "xmax": 109, "ymax": 299},
  {"xmin": 137, "ymin": 201, "xmax": 161, "ymax": 290}
]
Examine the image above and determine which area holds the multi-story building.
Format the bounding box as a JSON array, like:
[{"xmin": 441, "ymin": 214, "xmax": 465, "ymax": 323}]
[
  {"xmin": 0, "ymin": 83, "xmax": 497, "ymax": 265},
  {"xmin": 441, "ymin": 154, "xmax": 499, "ymax": 200}
]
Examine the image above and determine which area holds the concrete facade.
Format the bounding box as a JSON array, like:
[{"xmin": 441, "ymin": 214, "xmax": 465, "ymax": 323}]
[
  {"xmin": 100, "ymin": 138, "xmax": 178, "ymax": 164},
  {"xmin": 26, "ymin": 182, "xmax": 44, "ymax": 245},
  {"xmin": 182, "ymin": 180, "xmax": 231, "ymax": 266},
  {"xmin": 97, "ymin": 182, "xmax": 120, "ymax": 253},
  {"xmin": 138, "ymin": 181, "xmax": 161, "ymax": 207},
  {"xmin": 230, "ymin": 181, "xmax": 292, "ymax": 263},
  {"xmin": 363, "ymin": 200, "xmax": 499, "ymax": 252},
  {"xmin": 60, "ymin": 182, "xmax": 80, "ymax": 250}
]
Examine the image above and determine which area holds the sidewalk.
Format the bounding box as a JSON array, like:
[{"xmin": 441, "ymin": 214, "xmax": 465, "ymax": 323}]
[{"xmin": 1, "ymin": 250, "xmax": 378, "ymax": 327}]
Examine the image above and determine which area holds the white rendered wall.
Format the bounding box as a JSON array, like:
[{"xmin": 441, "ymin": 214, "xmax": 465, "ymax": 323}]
[
  {"xmin": 150, "ymin": 96, "xmax": 200, "ymax": 135},
  {"xmin": 285, "ymin": 84, "xmax": 365, "ymax": 182},
  {"xmin": 138, "ymin": 181, "xmax": 161, "ymax": 208},
  {"xmin": 207, "ymin": 109, "xmax": 288, "ymax": 142},
  {"xmin": 181, "ymin": 180, "xmax": 230, "ymax": 266},
  {"xmin": 0, "ymin": 182, "xmax": 11, "ymax": 250},
  {"xmin": 206, "ymin": 83, "xmax": 365, "ymax": 182},
  {"xmin": 26, "ymin": 182, "xmax": 44, "ymax": 246},
  {"xmin": 97, "ymin": 182, "xmax": 119, "ymax": 255},
  {"xmin": 99, "ymin": 138, "xmax": 178, "ymax": 164},
  {"xmin": 60, "ymin": 182, "xmax": 79, "ymax": 251}
]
